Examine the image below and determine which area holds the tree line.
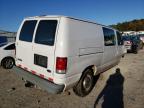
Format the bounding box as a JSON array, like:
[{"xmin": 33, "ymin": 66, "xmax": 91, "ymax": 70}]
[{"xmin": 110, "ymin": 19, "xmax": 144, "ymax": 31}]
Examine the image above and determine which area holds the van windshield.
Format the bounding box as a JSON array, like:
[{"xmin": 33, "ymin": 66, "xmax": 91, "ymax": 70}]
[{"xmin": 35, "ymin": 20, "xmax": 57, "ymax": 46}]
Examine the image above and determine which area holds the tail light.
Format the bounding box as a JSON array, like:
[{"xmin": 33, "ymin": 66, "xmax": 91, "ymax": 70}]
[
  {"xmin": 125, "ymin": 41, "xmax": 132, "ymax": 45},
  {"xmin": 56, "ymin": 57, "xmax": 67, "ymax": 74}
]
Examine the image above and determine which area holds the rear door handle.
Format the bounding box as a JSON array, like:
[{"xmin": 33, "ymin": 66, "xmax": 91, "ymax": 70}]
[
  {"xmin": 17, "ymin": 58, "xmax": 22, "ymax": 61},
  {"xmin": 47, "ymin": 69, "xmax": 51, "ymax": 73}
]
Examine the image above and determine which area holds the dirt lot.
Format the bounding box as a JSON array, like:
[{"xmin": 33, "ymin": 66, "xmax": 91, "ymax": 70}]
[{"xmin": 0, "ymin": 50, "xmax": 144, "ymax": 108}]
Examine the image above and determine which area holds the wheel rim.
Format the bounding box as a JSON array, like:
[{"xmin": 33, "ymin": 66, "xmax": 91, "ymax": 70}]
[
  {"xmin": 83, "ymin": 74, "xmax": 93, "ymax": 91},
  {"xmin": 5, "ymin": 59, "xmax": 13, "ymax": 68}
]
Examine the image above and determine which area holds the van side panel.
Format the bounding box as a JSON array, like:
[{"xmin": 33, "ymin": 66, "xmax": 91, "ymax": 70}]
[{"xmin": 54, "ymin": 17, "xmax": 104, "ymax": 87}]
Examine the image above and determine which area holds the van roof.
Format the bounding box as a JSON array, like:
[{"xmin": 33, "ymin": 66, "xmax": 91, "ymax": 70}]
[{"xmin": 26, "ymin": 15, "xmax": 117, "ymax": 31}]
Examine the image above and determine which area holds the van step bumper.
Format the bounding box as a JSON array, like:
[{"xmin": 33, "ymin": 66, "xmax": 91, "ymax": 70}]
[{"xmin": 12, "ymin": 66, "xmax": 65, "ymax": 94}]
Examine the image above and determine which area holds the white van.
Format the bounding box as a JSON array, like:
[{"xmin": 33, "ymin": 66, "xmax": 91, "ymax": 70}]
[{"xmin": 13, "ymin": 15, "xmax": 124, "ymax": 97}]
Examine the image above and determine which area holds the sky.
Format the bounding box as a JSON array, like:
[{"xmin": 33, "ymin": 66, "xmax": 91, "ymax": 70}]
[{"xmin": 0, "ymin": 0, "xmax": 144, "ymax": 32}]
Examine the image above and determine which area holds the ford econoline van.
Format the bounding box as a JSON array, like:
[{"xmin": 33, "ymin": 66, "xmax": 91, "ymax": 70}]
[{"xmin": 13, "ymin": 16, "xmax": 124, "ymax": 97}]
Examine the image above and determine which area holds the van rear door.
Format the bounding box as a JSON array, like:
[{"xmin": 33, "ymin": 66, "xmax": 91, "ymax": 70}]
[
  {"xmin": 16, "ymin": 20, "xmax": 37, "ymax": 70},
  {"xmin": 32, "ymin": 19, "xmax": 58, "ymax": 79},
  {"xmin": 16, "ymin": 18, "xmax": 58, "ymax": 80}
]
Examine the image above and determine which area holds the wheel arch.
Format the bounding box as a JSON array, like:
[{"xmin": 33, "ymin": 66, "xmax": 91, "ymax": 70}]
[
  {"xmin": 81, "ymin": 65, "xmax": 98, "ymax": 78},
  {"xmin": 73, "ymin": 64, "xmax": 98, "ymax": 97}
]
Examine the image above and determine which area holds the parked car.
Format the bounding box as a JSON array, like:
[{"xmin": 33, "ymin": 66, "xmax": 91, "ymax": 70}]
[
  {"xmin": 0, "ymin": 36, "xmax": 7, "ymax": 44},
  {"xmin": 138, "ymin": 36, "xmax": 144, "ymax": 49},
  {"xmin": 139, "ymin": 34, "xmax": 144, "ymax": 44},
  {"xmin": 0, "ymin": 42, "xmax": 15, "ymax": 69},
  {"xmin": 13, "ymin": 15, "xmax": 124, "ymax": 97},
  {"xmin": 122, "ymin": 35, "xmax": 143, "ymax": 53},
  {"xmin": 0, "ymin": 36, "xmax": 8, "ymax": 47}
]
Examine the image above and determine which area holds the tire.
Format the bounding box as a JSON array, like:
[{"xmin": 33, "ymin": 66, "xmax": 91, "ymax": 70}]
[
  {"xmin": 133, "ymin": 48, "xmax": 138, "ymax": 54},
  {"xmin": 132, "ymin": 45, "xmax": 138, "ymax": 54},
  {"xmin": 73, "ymin": 68, "xmax": 94, "ymax": 97},
  {"xmin": 141, "ymin": 44, "xmax": 143, "ymax": 49},
  {"xmin": 2, "ymin": 58, "xmax": 15, "ymax": 69}
]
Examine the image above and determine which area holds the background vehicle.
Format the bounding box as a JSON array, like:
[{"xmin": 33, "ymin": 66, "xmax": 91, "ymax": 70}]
[
  {"xmin": 122, "ymin": 35, "xmax": 143, "ymax": 53},
  {"xmin": 0, "ymin": 42, "xmax": 15, "ymax": 69},
  {"xmin": 138, "ymin": 36, "xmax": 144, "ymax": 49},
  {"xmin": 0, "ymin": 36, "xmax": 8, "ymax": 47},
  {"xmin": 13, "ymin": 16, "xmax": 124, "ymax": 97},
  {"xmin": 139, "ymin": 34, "xmax": 144, "ymax": 44}
]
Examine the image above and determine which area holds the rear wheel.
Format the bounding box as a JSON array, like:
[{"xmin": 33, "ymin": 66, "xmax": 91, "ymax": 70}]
[
  {"xmin": 73, "ymin": 68, "xmax": 94, "ymax": 97},
  {"xmin": 133, "ymin": 47, "xmax": 138, "ymax": 54},
  {"xmin": 132, "ymin": 45, "xmax": 138, "ymax": 54},
  {"xmin": 2, "ymin": 58, "xmax": 15, "ymax": 69}
]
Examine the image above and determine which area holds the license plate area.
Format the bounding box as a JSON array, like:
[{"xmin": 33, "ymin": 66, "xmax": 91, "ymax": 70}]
[{"xmin": 34, "ymin": 54, "xmax": 47, "ymax": 68}]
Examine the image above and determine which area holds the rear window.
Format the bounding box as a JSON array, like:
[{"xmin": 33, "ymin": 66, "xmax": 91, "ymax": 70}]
[
  {"xmin": 35, "ymin": 20, "xmax": 57, "ymax": 46},
  {"xmin": 122, "ymin": 36, "xmax": 138, "ymax": 41},
  {"xmin": 19, "ymin": 20, "xmax": 37, "ymax": 42},
  {"xmin": 122, "ymin": 36, "xmax": 130, "ymax": 41}
]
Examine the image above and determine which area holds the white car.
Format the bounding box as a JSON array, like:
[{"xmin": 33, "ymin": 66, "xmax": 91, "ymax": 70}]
[
  {"xmin": 140, "ymin": 35, "xmax": 144, "ymax": 44},
  {"xmin": 13, "ymin": 15, "xmax": 124, "ymax": 97},
  {"xmin": 0, "ymin": 42, "xmax": 15, "ymax": 69}
]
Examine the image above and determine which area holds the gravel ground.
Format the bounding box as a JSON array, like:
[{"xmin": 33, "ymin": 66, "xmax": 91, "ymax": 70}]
[{"xmin": 0, "ymin": 50, "xmax": 144, "ymax": 108}]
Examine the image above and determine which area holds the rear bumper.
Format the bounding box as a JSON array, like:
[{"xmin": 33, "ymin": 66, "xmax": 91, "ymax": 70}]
[{"xmin": 12, "ymin": 66, "xmax": 65, "ymax": 94}]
